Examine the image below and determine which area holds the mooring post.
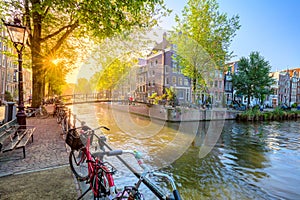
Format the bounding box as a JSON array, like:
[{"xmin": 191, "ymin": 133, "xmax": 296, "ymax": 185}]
[
  {"xmin": 73, "ymin": 114, "xmax": 76, "ymax": 128},
  {"xmin": 68, "ymin": 109, "xmax": 71, "ymax": 127}
]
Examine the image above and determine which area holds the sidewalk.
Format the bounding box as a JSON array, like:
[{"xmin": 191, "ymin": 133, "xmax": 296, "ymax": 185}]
[{"xmin": 0, "ymin": 106, "xmax": 79, "ymax": 199}]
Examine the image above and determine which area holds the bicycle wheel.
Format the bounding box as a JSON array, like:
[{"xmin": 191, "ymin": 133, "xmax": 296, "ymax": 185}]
[
  {"xmin": 69, "ymin": 149, "xmax": 89, "ymax": 181},
  {"xmin": 36, "ymin": 109, "xmax": 49, "ymax": 119},
  {"xmin": 61, "ymin": 117, "xmax": 68, "ymax": 135},
  {"xmin": 56, "ymin": 110, "xmax": 63, "ymax": 124},
  {"xmin": 41, "ymin": 107, "xmax": 49, "ymax": 118},
  {"xmin": 35, "ymin": 111, "xmax": 42, "ymax": 118},
  {"xmin": 92, "ymin": 167, "xmax": 110, "ymax": 198},
  {"xmin": 56, "ymin": 113, "xmax": 62, "ymax": 124}
]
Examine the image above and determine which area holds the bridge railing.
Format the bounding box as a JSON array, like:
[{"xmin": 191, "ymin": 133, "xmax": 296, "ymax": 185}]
[{"xmin": 60, "ymin": 93, "xmax": 112, "ymax": 105}]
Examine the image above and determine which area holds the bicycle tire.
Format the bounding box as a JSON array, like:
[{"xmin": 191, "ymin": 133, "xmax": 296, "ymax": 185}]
[
  {"xmin": 69, "ymin": 149, "xmax": 89, "ymax": 181},
  {"xmin": 56, "ymin": 114, "xmax": 62, "ymax": 124},
  {"xmin": 35, "ymin": 109, "xmax": 49, "ymax": 119},
  {"xmin": 39, "ymin": 111, "xmax": 49, "ymax": 119},
  {"xmin": 92, "ymin": 169, "xmax": 110, "ymax": 198},
  {"xmin": 41, "ymin": 108, "xmax": 49, "ymax": 118},
  {"xmin": 35, "ymin": 111, "xmax": 42, "ymax": 118},
  {"xmin": 61, "ymin": 117, "xmax": 68, "ymax": 134}
]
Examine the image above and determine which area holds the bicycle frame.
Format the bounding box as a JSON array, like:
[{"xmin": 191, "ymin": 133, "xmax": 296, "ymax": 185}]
[
  {"xmin": 115, "ymin": 150, "xmax": 182, "ymax": 200},
  {"xmin": 75, "ymin": 129, "xmax": 117, "ymax": 199},
  {"xmin": 25, "ymin": 105, "xmax": 46, "ymax": 118}
]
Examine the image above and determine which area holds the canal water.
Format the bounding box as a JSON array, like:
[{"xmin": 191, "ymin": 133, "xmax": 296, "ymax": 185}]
[{"xmin": 70, "ymin": 103, "xmax": 300, "ymax": 200}]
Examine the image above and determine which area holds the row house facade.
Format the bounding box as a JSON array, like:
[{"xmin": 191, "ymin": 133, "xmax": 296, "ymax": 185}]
[
  {"xmin": 278, "ymin": 70, "xmax": 300, "ymax": 106},
  {"xmin": 135, "ymin": 36, "xmax": 191, "ymax": 104},
  {"xmin": 278, "ymin": 72, "xmax": 290, "ymax": 105},
  {"xmin": 0, "ymin": 26, "xmax": 32, "ymax": 104},
  {"xmin": 116, "ymin": 34, "xmax": 230, "ymax": 107},
  {"xmin": 205, "ymin": 70, "xmax": 224, "ymax": 106}
]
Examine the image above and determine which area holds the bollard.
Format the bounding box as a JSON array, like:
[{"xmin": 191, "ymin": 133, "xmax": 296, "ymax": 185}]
[
  {"xmin": 5, "ymin": 102, "xmax": 16, "ymax": 123},
  {"xmin": 73, "ymin": 114, "xmax": 76, "ymax": 128},
  {"xmin": 68, "ymin": 109, "xmax": 71, "ymax": 127}
]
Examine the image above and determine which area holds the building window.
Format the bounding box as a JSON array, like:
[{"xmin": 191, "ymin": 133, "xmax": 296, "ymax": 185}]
[
  {"xmin": 178, "ymin": 90, "xmax": 184, "ymax": 99},
  {"xmin": 165, "ymin": 66, "xmax": 169, "ymax": 73},
  {"xmin": 155, "ymin": 59, "xmax": 158, "ymax": 65},
  {"xmin": 152, "ymin": 80, "xmax": 155, "ymax": 86},
  {"xmin": 184, "ymin": 78, "xmax": 189, "ymax": 86},
  {"xmin": 225, "ymin": 82, "xmax": 232, "ymax": 92},
  {"xmin": 177, "ymin": 65, "xmax": 181, "ymax": 73},
  {"xmin": 166, "ymin": 77, "xmax": 169, "ymax": 84},
  {"xmin": 179, "ymin": 77, "xmax": 183, "ymax": 85},
  {"xmin": 186, "ymin": 89, "xmax": 189, "ymax": 101},
  {"xmin": 152, "ymin": 70, "xmax": 155, "ymax": 76},
  {"xmin": 214, "ymin": 80, "xmax": 218, "ymax": 88},
  {"xmin": 172, "ymin": 76, "xmax": 177, "ymax": 84}
]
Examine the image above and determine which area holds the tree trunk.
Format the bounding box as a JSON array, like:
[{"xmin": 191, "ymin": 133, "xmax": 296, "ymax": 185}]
[
  {"xmin": 31, "ymin": 1, "xmax": 43, "ymax": 107},
  {"xmin": 192, "ymin": 77, "xmax": 197, "ymax": 103}
]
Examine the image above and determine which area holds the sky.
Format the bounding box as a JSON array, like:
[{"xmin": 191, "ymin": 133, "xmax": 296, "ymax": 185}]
[
  {"xmin": 160, "ymin": 0, "xmax": 300, "ymax": 72},
  {"xmin": 68, "ymin": 0, "xmax": 300, "ymax": 83}
]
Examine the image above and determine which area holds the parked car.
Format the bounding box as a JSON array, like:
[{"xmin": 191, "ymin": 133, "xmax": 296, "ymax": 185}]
[
  {"xmin": 232, "ymin": 103, "xmax": 246, "ymax": 111},
  {"xmin": 281, "ymin": 103, "xmax": 291, "ymax": 111}
]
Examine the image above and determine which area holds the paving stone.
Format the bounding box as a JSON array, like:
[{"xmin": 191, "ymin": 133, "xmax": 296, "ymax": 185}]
[{"xmin": 0, "ymin": 115, "xmax": 77, "ymax": 183}]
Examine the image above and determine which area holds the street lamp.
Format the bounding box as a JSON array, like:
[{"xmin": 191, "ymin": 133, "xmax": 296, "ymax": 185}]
[{"xmin": 2, "ymin": 17, "xmax": 29, "ymax": 127}]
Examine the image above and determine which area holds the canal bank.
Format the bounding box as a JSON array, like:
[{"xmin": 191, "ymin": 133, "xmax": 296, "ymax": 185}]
[{"xmin": 110, "ymin": 103, "xmax": 238, "ymax": 122}]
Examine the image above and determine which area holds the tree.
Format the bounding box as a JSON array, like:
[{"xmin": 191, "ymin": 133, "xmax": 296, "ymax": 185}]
[
  {"xmin": 89, "ymin": 58, "xmax": 134, "ymax": 98},
  {"xmin": 75, "ymin": 78, "xmax": 91, "ymax": 94},
  {"xmin": 232, "ymin": 51, "xmax": 275, "ymax": 108},
  {"xmin": 1, "ymin": 0, "xmax": 167, "ymax": 107},
  {"xmin": 170, "ymin": 0, "xmax": 240, "ymax": 103}
]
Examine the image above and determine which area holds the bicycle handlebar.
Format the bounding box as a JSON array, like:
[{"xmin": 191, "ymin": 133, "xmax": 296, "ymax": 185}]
[
  {"xmin": 72, "ymin": 124, "xmax": 181, "ymax": 200},
  {"xmin": 115, "ymin": 150, "xmax": 182, "ymax": 200}
]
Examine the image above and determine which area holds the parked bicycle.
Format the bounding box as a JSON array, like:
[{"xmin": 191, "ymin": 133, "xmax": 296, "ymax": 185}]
[
  {"xmin": 67, "ymin": 125, "xmax": 117, "ymax": 199},
  {"xmin": 54, "ymin": 103, "xmax": 70, "ymax": 135},
  {"xmin": 66, "ymin": 124, "xmax": 181, "ymax": 200},
  {"xmin": 25, "ymin": 104, "xmax": 49, "ymax": 119},
  {"xmin": 54, "ymin": 102, "xmax": 66, "ymax": 124}
]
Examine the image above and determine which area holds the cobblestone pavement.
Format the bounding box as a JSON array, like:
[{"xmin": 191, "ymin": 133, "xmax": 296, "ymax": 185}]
[
  {"xmin": 0, "ymin": 105, "xmax": 81, "ymax": 199},
  {"xmin": 0, "ymin": 106, "xmax": 69, "ymax": 176}
]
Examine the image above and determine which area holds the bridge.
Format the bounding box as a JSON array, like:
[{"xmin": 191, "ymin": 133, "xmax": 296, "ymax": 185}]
[
  {"xmin": 59, "ymin": 93, "xmax": 136, "ymax": 105},
  {"xmin": 58, "ymin": 93, "xmax": 238, "ymax": 122}
]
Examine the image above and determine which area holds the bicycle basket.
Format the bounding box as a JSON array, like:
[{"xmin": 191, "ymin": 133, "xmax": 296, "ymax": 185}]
[{"xmin": 65, "ymin": 129, "xmax": 84, "ymax": 150}]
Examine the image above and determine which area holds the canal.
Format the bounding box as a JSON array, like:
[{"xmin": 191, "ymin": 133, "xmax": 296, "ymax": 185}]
[{"xmin": 70, "ymin": 103, "xmax": 300, "ymax": 200}]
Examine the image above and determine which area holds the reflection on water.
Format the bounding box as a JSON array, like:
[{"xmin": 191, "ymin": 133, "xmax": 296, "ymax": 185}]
[{"xmin": 71, "ymin": 103, "xmax": 300, "ymax": 200}]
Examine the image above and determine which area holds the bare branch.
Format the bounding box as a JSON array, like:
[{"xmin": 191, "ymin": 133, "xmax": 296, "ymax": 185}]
[
  {"xmin": 40, "ymin": 23, "xmax": 77, "ymax": 42},
  {"xmin": 49, "ymin": 20, "xmax": 79, "ymax": 54}
]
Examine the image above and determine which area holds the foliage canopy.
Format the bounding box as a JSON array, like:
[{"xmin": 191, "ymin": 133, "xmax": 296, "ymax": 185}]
[
  {"xmin": 170, "ymin": 0, "xmax": 240, "ymax": 102},
  {"xmin": 0, "ymin": 0, "xmax": 167, "ymax": 106},
  {"xmin": 232, "ymin": 51, "xmax": 275, "ymax": 108}
]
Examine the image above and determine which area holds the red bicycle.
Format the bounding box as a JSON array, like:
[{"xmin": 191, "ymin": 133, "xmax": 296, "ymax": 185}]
[{"xmin": 66, "ymin": 125, "xmax": 118, "ymax": 199}]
